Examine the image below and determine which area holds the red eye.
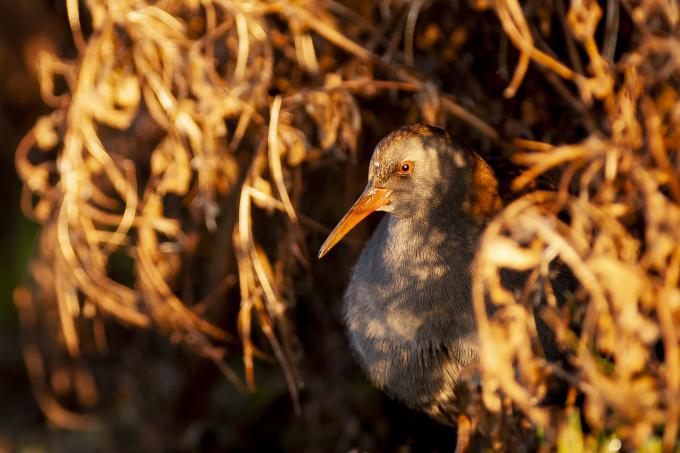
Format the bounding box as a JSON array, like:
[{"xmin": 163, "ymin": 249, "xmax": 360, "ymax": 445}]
[{"xmin": 398, "ymin": 161, "xmax": 414, "ymax": 175}]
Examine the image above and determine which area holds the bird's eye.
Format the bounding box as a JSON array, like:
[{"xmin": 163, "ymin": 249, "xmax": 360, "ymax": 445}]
[{"xmin": 398, "ymin": 161, "xmax": 414, "ymax": 175}]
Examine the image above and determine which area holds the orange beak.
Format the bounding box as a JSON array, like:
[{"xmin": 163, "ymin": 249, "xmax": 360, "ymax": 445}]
[{"xmin": 318, "ymin": 185, "xmax": 392, "ymax": 258}]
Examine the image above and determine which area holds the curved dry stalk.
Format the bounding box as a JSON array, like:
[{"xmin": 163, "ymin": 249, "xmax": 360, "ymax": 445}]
[{"xmin": 267, "ymin": 96, "xmax": 309, "ymax": 265}]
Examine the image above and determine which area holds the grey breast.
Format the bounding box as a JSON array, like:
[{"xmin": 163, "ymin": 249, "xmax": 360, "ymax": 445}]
[{"xmin": 342, "ymin": 214, "xmax": 480, "ymax": 415}]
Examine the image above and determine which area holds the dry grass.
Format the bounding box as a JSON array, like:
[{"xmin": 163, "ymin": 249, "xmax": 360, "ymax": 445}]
[{"xmin": 13, "ymin": 0, "xmax": 680, "ymax": 450}]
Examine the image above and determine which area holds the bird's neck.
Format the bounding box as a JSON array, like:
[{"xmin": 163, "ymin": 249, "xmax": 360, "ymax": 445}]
[
  {"xmin": 386, "ymin": 212, "xmax": 482, "ymax": 310},
  {"xmin": 388, "ymin": 209, "xmax": 481, "ymax": 253}
]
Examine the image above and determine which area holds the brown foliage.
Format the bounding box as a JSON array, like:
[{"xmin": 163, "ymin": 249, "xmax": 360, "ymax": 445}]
[{"xmin": 13, "ymin": 0, "xmax": 680, "ymax": 450}]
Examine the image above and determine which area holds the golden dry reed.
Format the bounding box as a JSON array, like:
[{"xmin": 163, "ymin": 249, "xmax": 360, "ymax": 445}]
[{"xmin": 13, "ymin": 0, "xmax": 680, "ymax": 450}]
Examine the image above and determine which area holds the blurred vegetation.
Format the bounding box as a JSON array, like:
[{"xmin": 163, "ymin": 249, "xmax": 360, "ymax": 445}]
[{"xmin": 3, "ymin": 0, "xmax": 680, "ymax": 451}]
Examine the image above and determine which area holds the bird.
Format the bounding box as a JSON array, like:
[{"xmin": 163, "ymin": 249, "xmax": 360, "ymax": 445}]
[{"xmin": 317, "ymin": 124, "xmax": 538, "ymax": 449}]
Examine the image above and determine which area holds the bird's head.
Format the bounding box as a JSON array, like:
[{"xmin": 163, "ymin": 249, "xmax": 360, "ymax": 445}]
[{"xmin": 318, "ymin": 124, "xmax": 501, "ymax": 258}]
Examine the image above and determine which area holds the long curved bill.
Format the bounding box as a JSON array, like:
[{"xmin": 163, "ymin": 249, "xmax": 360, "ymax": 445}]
[{"xmin": 318, "ymin": 185, "xmax": 392, "ymax": 258}]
